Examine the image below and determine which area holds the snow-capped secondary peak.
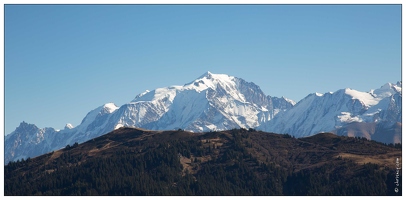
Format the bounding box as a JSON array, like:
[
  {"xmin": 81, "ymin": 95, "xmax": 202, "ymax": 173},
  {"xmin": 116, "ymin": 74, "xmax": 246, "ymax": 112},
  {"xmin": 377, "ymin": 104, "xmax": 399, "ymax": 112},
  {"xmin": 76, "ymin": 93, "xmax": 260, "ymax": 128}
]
[
  {"xmin": 372, "ymin": 82, "xmax": 402, "ymax": 98},
  {"xmin": 64, "ymin": 123, "xmax": 74, "ymax": 129},
  {"xmin": 315, "ymin": 92, "xmax": 324, "ymax": 97},
  {"xmin": 76, "ymin": 102, "xmax": 119, "ymax": 133},
  {"xmin": 103, "ymin": 103, "xmax": 119, "ymax": 113},
  {"xmin": 134, "ymin": 90, "xmax": 150, "ymax": 99},
  {"xmin": 261, "ymin": 82, "xmax": 402, "ymax": 141},
  {"xmin": 282, "ymin": 96, "xmax": 296, "ymax": 106},
  {"xmin": 396, "ymin": 81, "xmax": 402, "ymax": 87},
  {"xmin": 344, "ymin": 88, "xmax": 379, "ymax": 107}
]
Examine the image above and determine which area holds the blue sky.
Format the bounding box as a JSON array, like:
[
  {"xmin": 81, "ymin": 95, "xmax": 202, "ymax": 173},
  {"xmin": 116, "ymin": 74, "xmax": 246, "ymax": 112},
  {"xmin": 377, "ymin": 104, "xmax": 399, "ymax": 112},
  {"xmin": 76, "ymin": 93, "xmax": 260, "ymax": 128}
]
[{"xmin": 5, "ymin": 5, "xmax": 401, "ymax": 134}]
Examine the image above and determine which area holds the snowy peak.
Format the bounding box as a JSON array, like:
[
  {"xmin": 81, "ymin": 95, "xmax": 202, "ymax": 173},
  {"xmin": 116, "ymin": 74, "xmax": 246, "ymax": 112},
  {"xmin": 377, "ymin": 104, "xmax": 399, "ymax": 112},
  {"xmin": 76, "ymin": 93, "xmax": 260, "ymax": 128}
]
[
  {"xmin": 102, "ymin": 103, "xmax": 119, "ymax": 114},
  {"xmin": 132, "ymin": 72, "xmax": 243, "ymax": 103},
  {"xmin": 197, "ymin": 71, "xmax": 218, "ymax": 80},
  {"xmin": 306, "ymin": 82, "xmax": 402, "ymax": 109},
  {"xmin": 134, "ymin": 90, "xmax": 150, "ymax": 100},
  {"xmin": 372, "ymin": 82, "xmax": 402, "ymax": 98},
  {"xmin": 344, "ymin": 88, "xmax": 378, "ymax": 107},
  {"xmin": 184, "ymin": 71, "xmax": 237, "ymax": 93},
  {"xmin": 125, "ymin": 72, "xmax": 294, "ymax": 133},
  {"xmin": 16, "ymin": 121, "xmax": 34, "ymax": 129},
  {"xmin": 9, "ymin": 121, "xmax": 39, "ymax": 137},
  {"xmin": 77, "ymin": 102, "xmax": 119, "ymax": 132},
  {"xmin": 96, "ymin": 103, "xmax": 119, "ymax": 115},
  {"xmin": 342, "ymin": 82, "xmax": 402, "ymax": 108},
  {"xmin": 396, "ymin": 81, "xmax": 402, "ymax": 88},
  {"xmin": 261, "ymin": 81, "xmax": 402, "ymax": 140},
  {"xmin": 199, "ymin": 71, "xmax": 232, "ymax": 81},
  {"xmin": 64, "ymin": 123, "xmax": 74, "ymax": 130},
  {"xmin": 197, "ymin": 71, "xmax": 214, "ymax": 79},
  {"xmin": 315, "ymin": 92, "xmax": 324, "ymax": 97}
]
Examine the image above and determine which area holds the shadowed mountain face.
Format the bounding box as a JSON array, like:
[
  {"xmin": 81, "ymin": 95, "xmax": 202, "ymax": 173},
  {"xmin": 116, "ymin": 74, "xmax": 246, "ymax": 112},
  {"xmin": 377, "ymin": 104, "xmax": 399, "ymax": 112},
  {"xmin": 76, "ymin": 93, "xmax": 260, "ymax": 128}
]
[
  {"xmin": 5, "ymin": 127, "xmax": 402, "ymax": 196},
  {"xmin": 332, "ymin": 122, "xmax": 402, "ymax": 144}
]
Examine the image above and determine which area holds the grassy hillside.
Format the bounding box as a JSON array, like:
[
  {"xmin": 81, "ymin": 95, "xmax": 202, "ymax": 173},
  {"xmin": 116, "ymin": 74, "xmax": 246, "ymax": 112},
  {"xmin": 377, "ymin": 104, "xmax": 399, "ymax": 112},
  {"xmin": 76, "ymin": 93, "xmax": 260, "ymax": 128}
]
[{"xmin": 4, "ymin": 127, "xmax": 402, "ymax": 195}]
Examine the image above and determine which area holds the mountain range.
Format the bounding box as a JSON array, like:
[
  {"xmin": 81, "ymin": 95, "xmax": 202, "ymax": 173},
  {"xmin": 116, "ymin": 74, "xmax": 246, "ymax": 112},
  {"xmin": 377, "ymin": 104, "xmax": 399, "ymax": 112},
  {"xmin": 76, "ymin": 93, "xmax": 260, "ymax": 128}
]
[
  {"xmin": 5, "ymin": 72, "xmax": 402, "ymax": 164},
  {"xmin": 260, "ymin": 81, "xmax": 402, "ymax": 143}
]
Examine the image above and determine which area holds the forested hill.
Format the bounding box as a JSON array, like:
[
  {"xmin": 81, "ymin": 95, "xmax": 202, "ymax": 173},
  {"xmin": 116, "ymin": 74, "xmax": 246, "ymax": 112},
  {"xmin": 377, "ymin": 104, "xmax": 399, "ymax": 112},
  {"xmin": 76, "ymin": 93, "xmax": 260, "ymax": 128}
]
[{"xmin": 5, "ymin": 127, "xmax": 402, "ymax": 196}]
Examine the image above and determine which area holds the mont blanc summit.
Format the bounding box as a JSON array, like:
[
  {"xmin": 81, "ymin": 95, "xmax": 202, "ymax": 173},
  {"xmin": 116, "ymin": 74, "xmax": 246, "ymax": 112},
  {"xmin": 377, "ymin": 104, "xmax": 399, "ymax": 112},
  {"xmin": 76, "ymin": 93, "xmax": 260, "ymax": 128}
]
[{"xmin": 121, "ymin": 71, "xmax": 294, "ymax": 132}]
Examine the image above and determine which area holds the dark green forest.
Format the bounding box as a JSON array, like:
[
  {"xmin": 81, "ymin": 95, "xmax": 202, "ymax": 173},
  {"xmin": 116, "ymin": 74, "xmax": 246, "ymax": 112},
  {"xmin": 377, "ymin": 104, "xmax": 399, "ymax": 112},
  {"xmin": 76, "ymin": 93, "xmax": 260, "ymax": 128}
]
[{"xmin": 4, "ymin": 128, "xmax": 402, "ymax": 196}]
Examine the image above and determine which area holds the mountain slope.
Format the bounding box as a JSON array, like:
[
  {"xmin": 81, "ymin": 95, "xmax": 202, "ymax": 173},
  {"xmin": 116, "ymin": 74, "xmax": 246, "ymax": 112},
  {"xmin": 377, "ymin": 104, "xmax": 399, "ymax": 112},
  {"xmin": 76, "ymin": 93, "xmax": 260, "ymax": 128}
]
[
  {"xmin": 5, "ymin": 122, "xmax": 57, "ymax": 163},
  {"xmin": 4, "ymin": 127, "xmax": 402, "ymax": 195},
  {"xmin": 5, "ymin": 72, "xmax": 294, "ymax": 164},
  {"xmin": 5, "ymin": 103, "xmax": 120, "ymax": 164},
  {"xmin": 259, "ymin": 82, "xmax": 402, "ymax": 143}
]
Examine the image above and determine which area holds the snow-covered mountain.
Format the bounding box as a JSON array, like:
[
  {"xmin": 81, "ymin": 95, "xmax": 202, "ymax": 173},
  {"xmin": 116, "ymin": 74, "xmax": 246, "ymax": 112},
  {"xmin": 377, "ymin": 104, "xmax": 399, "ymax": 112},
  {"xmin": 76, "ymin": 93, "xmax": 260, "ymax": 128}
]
[
  {"xmin": 112, "ymin": 71, "xmax": 294, "ymax": 132},
  {"xmin": 5, "ymin": 72, "xmax": 294, "ymax": 164},
  {"xmin": 259, "ymin": 81, "xmax": 402, "ymax": 143},
  {"xmin": 5, "ymin": 122, "xmax": 57, "ymax": 163},
  {"xmin": 5, "ymin": 103, "xmax": 120, "ymax": 164},
  {"xmin": 5, "ymin": 72, "xmax": 401, "ymax": 164}
]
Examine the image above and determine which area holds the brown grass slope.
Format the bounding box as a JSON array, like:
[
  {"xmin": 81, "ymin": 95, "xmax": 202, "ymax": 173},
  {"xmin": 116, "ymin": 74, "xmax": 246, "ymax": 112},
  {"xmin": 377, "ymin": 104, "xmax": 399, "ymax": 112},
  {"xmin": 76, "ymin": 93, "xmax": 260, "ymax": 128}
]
[{"xmin": 4, "ymin": 127, "xmax": 402, "ymax": 195}]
